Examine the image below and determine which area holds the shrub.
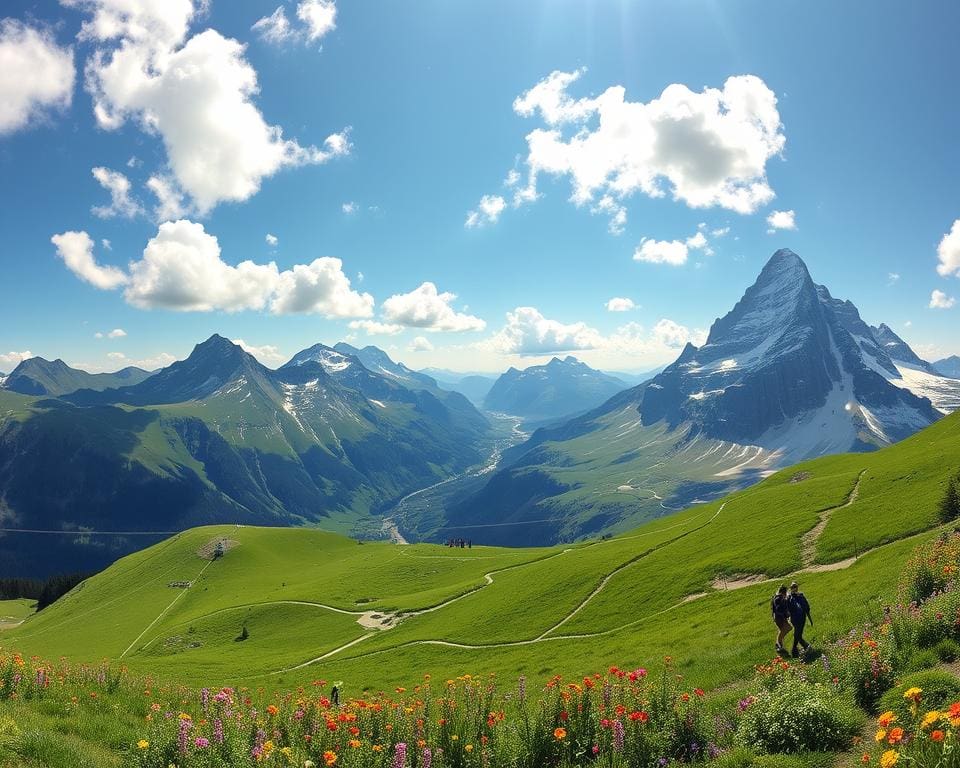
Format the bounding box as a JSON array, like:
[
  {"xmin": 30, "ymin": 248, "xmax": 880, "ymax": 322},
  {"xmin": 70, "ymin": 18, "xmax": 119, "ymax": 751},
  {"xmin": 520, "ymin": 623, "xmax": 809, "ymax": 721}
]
[
  {"xmin": 905, "ymin": 650, "xmax": 940, "ymax": 672},
  {"xmin": 714, "ymin": 749, "xmax": 835, "ymax": 768},
  {"xmin": 877, "ymin": 671, "xmax": 960, "ymax": 723},
  {"xmin": 828, "ymin": 627, "xmax": 896, "ymax": 710},
  {"xmin": 899, "ymin": 533, "xmax": 960, "ymax": 606},
  {"xmin": 934, "ymin": 638, "xmax": 960, "ymax": 662},
  {"xmin": 939, "ymin": 475, "xmax": 960, "ymax": 523},
  {"xmin": 736, "ymin": 674, "xmax": 863, "ymax": 754}
]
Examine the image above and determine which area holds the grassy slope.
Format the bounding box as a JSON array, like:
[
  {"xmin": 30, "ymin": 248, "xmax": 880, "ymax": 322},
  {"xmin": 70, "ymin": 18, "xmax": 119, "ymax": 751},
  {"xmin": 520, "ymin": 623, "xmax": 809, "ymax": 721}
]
[{"xmin": 5, "ymin": 413, "xmax": 959, "ymax": 696}]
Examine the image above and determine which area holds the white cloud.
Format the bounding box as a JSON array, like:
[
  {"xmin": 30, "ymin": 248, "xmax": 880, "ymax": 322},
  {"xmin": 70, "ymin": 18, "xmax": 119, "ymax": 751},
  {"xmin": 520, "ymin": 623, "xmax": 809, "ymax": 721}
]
[
  {"xmin": 91, "ymin": 166, "xmax": 142, "ymax": 218},
  {"xmin": 484, "ymin": 309, "xmax": 704, "ymax": 358},
  {"xmin": 480, "ymin": 70, "xmax": 784, "ymax": 230},
  {"xmin": 134, "ymin": 351, "xmax": 176, "ymax": 370},
  {"xmin": 253, "ymin": 1, "xmax": 336, "ymax": 46},
  {"xmin": 348, "ymin": 320, "xmax": 404, "ymax": 336},
  {"xmin": 711, "ymin": 226, "xmax": 730, "ymax": 237},
  {"xmin": 95, "ymin": 328, "xmax": 127, "ymax": 339},
  {"xmin": 101, "ymin": 238, "xmax": 112, "ymax": 250},
  {"xmin": 0, "ymin": 350, "xmax": 33, "ymax": 368},
  {"xmin": 0, "ymin": 19, "xmax": 75, "ymax": 135},
  {"xmin": 465, "ymin": 195, "xmax": 506, "ymax": 228},
  {"xmin": 888, "ymin": 272, "xmax": 900, "ymax": 286},
  {"xmin": 251, "ymin": 7, "xmax": 293, "ymax": 44},
  {"xmin": 51, "ymin": 230, "xmax": 129, "ymax": 290},
  {"xmin": 297, "ymin": 0, "xmax": 337, "ymax": 41},
  {"xmin": 232, "ymin": 338, "xmax": 286, "ymax": 366},
  {"xmin": 487, "ymin": 307, "xmax": 604, "ymax": 355},
  {"xmin": 73, "ymin": 0, "xmax": 349, "ymax": 214},
  {"xmin": 265, "ymin": 233, "xmax": 278, "ymax": 247},
  {"xmin": 766, "ymin": 209, "xmax": 796, "ymax": 232},
  {"xmin": 930, "ymin": 289, "xmax": 956, "ymax": 310},
  {"xmin": 107, "ymin": 351, "xmax": 126, "ymax": 360},
  {"xmin": 634, "ymin": 228, "xmax": 711, "ymax": 267},
  {"xmin": 381, "ymin": 282, "xmax": 486, "ymax": 332},
  {"xmin": 606, "ymin": 297, "xmax": 636, "ymax": 312},
  {"xmin": 342, "ymin": 201, "xmax": 358, "ymax": 215},
  {"xmin": 409, "ymin": 336, "xmax": 434, "ymax": 352},
  {"xmin": 146, "ymin": 174, "xmax": 188, "ymax": 221},
  {"xmin": 55, "ymin": 220, "xmax": 373, "ymax": 317},
  {"xmin": 937, "ymin": 220, "xmax": 960, "ymax": 278},
  {"xmin": 904, "ymin": 320, "xmax": 912, "ymax": 328}
]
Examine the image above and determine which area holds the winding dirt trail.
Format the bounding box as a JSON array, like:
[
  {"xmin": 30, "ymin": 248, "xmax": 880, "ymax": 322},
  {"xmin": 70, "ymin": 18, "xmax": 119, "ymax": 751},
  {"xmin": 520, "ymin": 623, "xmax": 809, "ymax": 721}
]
[{"xmin": 800, "ymin": 469, "xmax": 866, "ymax": 568}]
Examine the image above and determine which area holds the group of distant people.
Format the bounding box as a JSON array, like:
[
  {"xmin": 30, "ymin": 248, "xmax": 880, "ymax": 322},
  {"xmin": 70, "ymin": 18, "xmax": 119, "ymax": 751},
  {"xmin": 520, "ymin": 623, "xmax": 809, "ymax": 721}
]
[
  {"xmin": 770, "ymin": 581, "xmax": 813, "ymax": 657},
  {"xmin": 445, "ymin": 538, "xmax": 471, "ymax": 548}
]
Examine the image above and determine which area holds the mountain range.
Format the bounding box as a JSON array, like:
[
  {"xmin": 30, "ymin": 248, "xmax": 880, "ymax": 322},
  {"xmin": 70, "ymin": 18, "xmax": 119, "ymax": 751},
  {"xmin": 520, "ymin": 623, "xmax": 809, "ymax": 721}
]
[
  {"xmin": 0, "ymin": 336, "xmax": 489, "ymax": 576},
  {"xmin": 483, "ymin": 356, "xmax": 629, "ymax": 422},
  {"xmin": 935, "ymin": 356, "xmax": 960, "ymax": 378},
  {"xmin": 4, "ymin": 357, "xmax": 154, "ymax": 396},
  {"xmin": 446, "ymin": 249, "xmax": 960, "ymax": 545}
]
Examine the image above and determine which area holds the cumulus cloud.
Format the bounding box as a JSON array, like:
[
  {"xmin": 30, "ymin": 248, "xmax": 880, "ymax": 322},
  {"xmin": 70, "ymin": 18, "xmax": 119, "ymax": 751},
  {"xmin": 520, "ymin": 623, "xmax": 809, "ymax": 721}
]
[
  {"xmin": 252, "ymin": 1, "xmax": 336, "ymax": 46},
  {"xmin": 475, "ymin": 69, "xmax": 784, "ymax": 230},
  {"xmin": 634, "ymin": 228, "xmax": 712, "ymax": 266},
  {"xmin": 930, "ymin": 289, "xmax": 956, "ymax": 310},
  {"xmin": 146, "ymin": 174, "xmax": 188, "ymax": 221},
  {"xmin": 91, "ymin": 166, "xmax": 142, "ymax": 218},
  {"xmin": 484, "ymin": 308, "xmax": 704, "ymax": 358},
  {"xmin": 0, "ymin": 350, "xmax": 33, "ymax": 368},
  {"xmin": 54, "ymin": 220, "xmax": 373, "ymax": 317},
  {"xmin": 487, "ymin": 307, "xmax": 604, "ymax": 355},
  {"xmin": 606, "ymin": 297, "xmax": 636, "ymax": 312},
  {"xmin": 0, "ymin": 19, "xmax": 75, "ymax": 135},
  {"xmin": 381, "ymin": 282, "xmax": 486, "ymax": 332},
  {"xmin": 71, "ymin": 0, "xmax": 349, "ymax": 214},
  {"xmin": 465, "ymin": 194, "xmax": 506, "ymax": 228},
  {"xmin": 265, "ymin": 233, "xmax": 278, "ymax": 247},
  {"xmin": 766, "ymin": 209, "xmax": 796, "ymax": 233},
  {"xmin": 51, "ymin": 230, "xmax": 129, "ymax": 290},
  {"xmin": 938, "ymin": 220, "xmax": 960, "ymax": 278},
  {"xmin": 95, "ymin": 328, "xmax": 126, "ymax": 339},
  {"xmin": 232, "ymin": 338, "xmax": 286, "ymax": 366},
  {"xmin": 348, "ymin": 320, "xmax": 403, "ymax": 336},
  {"xmin": 409, "ymin": 336, "xmax": 434, "ymax": 352}
]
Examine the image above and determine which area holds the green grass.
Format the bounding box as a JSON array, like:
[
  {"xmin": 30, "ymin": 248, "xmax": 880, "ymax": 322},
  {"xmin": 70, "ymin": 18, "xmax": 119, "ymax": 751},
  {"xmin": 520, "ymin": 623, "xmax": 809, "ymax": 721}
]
[
  {"xmin": 0, "ymin": 599, "xmax": 36, "ymax": 624},
  {"xmin": 5, "ymin": 412, "xmax": 960, "ymax": 697}
]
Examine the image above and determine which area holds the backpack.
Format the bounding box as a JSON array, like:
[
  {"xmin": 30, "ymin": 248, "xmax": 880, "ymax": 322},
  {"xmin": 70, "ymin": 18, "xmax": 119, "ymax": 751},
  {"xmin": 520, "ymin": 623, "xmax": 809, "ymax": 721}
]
[{"xmin": 771, "ymin": 593, "xmax": 787, "ymax": 618}]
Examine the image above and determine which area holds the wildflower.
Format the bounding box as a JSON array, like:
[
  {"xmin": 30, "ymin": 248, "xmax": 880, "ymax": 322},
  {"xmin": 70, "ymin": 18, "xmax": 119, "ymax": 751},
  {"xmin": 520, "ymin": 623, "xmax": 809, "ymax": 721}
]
[
  {"xmin": 880, "ymin": 750, "xmax": 899, "ymax": 768},
  {"xmin": 932, "ymin": 730, "xmax": 945, "ymax": 742},
  {"xmin": 137, "ymin": 740, "xmax": 149, "ymax": 750},
  {"xmin": 878, "ymin": 712, "xmax": 897, "ymax": 728},
  {"xmin": 195, "ymin": 737, "xmax": 209, "ymax": 749},
  {"xmin": 349, "ymin": 740, "xmax": 361, "ymax": 748},
  {"xmin": 465, "ymin": 744, "xmax": 474, "ymax": 752},
  {"xmin": 613, "ymin": 720, "xmax": 625, "ymax": 752},
  {"xmin": 921, "ymin": 711, "xmax": 941, "ymax": 729},
  {"xmin": 267, "ymin": 704, "xmax": 279, "ymax": 716},
  {"xmin": 887, "ymin": 727, "xmax": 904, "ymax": 745},
  {"xmin": 324, "ymin": 750, "xmax": 338, "ymax": 767},
  {"xmin": 391, "ymin": 743, "xmax": 406, "ymax": 768},
  {"xmin": 903, "ymin": 687, "xmax": 923, "ymax": 703},
  {"xmin": 554, "ymin": 727, "xmax": 567, "ymax": 740},
  {"xmin": 861, "ymin": 754, "xmax": 870, "ymax": 763}
]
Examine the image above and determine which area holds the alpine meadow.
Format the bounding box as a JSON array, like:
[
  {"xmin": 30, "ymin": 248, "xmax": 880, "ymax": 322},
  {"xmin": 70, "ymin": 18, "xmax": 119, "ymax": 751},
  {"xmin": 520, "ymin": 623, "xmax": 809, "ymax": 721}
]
[{"xmin": 2, "ymin": 2, "xmax": 960, "ymax": 768}]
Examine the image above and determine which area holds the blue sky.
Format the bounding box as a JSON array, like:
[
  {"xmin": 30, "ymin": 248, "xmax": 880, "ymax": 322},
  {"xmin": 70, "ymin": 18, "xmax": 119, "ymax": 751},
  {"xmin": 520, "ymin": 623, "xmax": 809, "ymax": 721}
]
[{"xmin": 1, "ymin": 0, "xmax": 959, "ymax": 375}]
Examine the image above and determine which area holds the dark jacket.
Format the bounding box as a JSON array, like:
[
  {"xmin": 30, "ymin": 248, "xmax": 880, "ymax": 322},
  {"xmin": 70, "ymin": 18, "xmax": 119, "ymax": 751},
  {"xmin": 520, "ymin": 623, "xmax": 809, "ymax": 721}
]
[
  {"xmin": 788, "ymin": 592, "xmax": 812, "ymax": 625},
  {"xmin": 771, "ymin": 593, "xmax": 790, "ymax": 620}
]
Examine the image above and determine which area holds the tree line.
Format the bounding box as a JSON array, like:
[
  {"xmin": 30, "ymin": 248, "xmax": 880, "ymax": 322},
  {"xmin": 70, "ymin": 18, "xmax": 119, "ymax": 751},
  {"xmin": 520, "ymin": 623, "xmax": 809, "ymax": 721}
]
[{"xmin": 0, "ymin": 572, "xmax": 91, "ymax": 610}]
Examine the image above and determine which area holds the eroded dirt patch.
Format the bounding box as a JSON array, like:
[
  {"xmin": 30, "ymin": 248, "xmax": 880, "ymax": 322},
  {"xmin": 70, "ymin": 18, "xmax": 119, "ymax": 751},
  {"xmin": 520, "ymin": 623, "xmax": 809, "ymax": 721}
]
[{"xmin": 711, "ymin": 573, "xmax": 768, "ymax": 591}]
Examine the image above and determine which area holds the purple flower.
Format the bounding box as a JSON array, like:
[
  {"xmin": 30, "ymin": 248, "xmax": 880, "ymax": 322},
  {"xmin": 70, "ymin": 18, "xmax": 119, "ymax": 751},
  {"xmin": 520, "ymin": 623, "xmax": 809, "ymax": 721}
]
[
  {"xmin": 213, "ymin": 718, "xmax": 224, "ymax": 744},
  {"xmin": 422, "ymin": 747, "xmax": 432, "ymax": 768},
  {"xmin": 613, "ymin": 719, "xmax": 624, "ymax": 752},
  {"xmin": 195, "ymin": 737, "xmax": 209, "ymax": 749},
  {"xmin": 392, "ymin": 741, "xmax": 407, "ymax": 768},
  {"xmin": 178, "ymin": 719, "xmax": 191, "ymax": 754},
  {"xmin": 200, "ymin": 687, "xmax": 209, "ymax": 713}
]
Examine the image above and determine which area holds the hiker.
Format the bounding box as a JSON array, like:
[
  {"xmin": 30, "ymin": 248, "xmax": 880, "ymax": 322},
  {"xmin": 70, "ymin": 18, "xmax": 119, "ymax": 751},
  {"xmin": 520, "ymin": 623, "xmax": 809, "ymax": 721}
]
[
  {"xmin": 771, "ymin": 585, "xmax": 792, "ymax": 655},
  {"xmin": 788, "ymin": 581, "xmax": 813, "ymax": 657}
]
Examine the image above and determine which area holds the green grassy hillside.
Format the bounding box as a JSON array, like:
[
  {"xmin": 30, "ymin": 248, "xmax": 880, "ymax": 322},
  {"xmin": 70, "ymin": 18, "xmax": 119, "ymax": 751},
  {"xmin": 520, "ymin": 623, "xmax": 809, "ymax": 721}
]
[{"xmin": 6, "ymin": 412, "xmax": 959, "ymax": 696}]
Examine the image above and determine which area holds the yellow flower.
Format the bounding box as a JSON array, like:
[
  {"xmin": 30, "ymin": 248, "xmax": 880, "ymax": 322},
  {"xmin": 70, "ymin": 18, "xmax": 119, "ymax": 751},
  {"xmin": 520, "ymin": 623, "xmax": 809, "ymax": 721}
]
[
  {"xmin": 137, "ymin": 740, "xmax": 149, "ymax": 750},
  {"xmin": 451, "ymin": 734, "xmax": 459, "ymax": 741},
  {"xmin": 921, "ymin": 711, "xmax": 942, "ymax": 730},
  {"xmin": 465, "ymin": 744, "xmax": 474, "ymax": 753},
  {"xmin": 878, "ymin": 712, "xmax": 898, "ymax": 728},
  {"xmin": 903, "ymin": 687, "xmax": 923, "ymax": 702},
  {"xmin": 880, "ymin": 750, "xmax": 899, "ymax": 768},
  {"xmin": 875, "ymin": 729, "xmax": 887, "ymax": 743}
]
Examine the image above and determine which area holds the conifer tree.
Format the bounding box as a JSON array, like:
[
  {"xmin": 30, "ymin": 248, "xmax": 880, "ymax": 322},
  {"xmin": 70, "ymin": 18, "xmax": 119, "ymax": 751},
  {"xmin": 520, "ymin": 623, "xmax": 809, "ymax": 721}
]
[{"xmin": 939, "ymin": 474, "xmax": 960, "ymax": 523}]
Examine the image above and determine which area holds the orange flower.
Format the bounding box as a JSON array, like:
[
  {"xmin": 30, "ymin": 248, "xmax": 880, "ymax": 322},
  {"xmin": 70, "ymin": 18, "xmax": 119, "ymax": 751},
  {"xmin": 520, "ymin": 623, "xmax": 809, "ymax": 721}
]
[
  {"xmin": 888, "ymin": 727, "xmax": 905, "ymax": 745},
  {"xmin": 554, "ymin": 727, "xmax": 567, "ymax": 741},
  {"xmin": 266, "ymin": 704, "xmax": 278, "ymax": 716},
  {"xmin": 323, "ymin": 750, "xmax": 338, "ymax": 766},
  {"xmin": 932, "ymin": 730, "xmax": 945, "ymax": 742},
  {"xmin": 878, "ymin": 712, "xmax": 898, "ymax": 728},
  {"xmin": 861, "ymin": 755, "xmax": 870, "ymax": 763}
]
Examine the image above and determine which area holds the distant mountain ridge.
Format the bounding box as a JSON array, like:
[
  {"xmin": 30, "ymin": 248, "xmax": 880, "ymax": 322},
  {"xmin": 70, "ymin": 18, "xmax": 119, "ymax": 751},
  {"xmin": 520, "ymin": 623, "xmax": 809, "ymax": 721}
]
[
  {"xmin": 0, "ymin": 335, "xmax": 489, "ymax": 577},
  {"xmin": 4, "ymin": 357, "xmax": 154, "ymax": 396},
  {"xmin": 935, "ymin": 356, "xmax": 960, "ymax": 379},
  {"xmin": 484, "ymin": 356, "xmax": 628, "ymax": 422}
]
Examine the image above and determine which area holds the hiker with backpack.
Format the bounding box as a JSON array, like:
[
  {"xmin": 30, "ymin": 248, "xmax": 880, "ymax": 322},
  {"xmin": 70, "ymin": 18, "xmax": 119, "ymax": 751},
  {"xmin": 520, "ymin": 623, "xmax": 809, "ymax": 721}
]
[
  {"xmin": 771, "ymin": 585, "xmax": 792, "ymax": 656},
  {"xmin": 787, "ymin": 581, "xmax": 813, "ymax": 657}
]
